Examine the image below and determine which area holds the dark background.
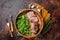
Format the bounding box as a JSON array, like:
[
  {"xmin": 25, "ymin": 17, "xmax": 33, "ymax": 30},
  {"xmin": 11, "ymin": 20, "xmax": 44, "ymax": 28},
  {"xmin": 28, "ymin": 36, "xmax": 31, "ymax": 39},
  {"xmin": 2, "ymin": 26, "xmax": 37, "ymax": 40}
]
[{"xmin": 0, "ymin": 0, "xmax": 60, "ymax": 40}]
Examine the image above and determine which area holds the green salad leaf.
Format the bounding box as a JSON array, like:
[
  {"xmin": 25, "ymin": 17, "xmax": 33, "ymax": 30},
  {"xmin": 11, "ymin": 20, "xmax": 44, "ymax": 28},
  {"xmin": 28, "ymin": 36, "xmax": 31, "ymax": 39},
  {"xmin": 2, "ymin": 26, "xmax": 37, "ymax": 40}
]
[{"xmin": 16, "ymin": 13, "xmax": 32, "ymax": 34}]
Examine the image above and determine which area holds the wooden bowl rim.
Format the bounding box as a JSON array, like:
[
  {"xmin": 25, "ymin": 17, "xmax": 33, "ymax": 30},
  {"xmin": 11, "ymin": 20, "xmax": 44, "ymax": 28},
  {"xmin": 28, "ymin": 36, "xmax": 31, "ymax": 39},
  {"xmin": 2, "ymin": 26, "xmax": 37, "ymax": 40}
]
[{"xmin": 14, "ymin": 9, "xmax": 44, "ymax": 38}]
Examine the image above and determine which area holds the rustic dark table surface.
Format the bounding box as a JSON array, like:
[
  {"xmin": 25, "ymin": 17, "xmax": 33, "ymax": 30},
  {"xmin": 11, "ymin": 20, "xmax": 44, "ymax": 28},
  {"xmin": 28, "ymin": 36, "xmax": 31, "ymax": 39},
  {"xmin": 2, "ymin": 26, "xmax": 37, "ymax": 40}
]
[{"xmin": 0, "ymin": 0, "xmax": 60, "ymax": 40}]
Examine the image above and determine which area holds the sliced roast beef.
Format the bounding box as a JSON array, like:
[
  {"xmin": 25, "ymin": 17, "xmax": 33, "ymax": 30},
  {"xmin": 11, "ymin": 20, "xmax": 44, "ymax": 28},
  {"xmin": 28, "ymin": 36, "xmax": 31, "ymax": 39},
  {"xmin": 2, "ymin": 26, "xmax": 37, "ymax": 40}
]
[
  {"xmin": 26, "ymin": 11, "xmax": 39, "ymax": 34},
  {"xmin": 26, "ymin": 11, "xmax": 35, "ymax": 19},
  {"xmin": 30, "ymin": 17, "xmax": 38, "ymax": 23},
  {"xmin": 30, "ymin": 22, "xmax": 38, "ymax": 33}
]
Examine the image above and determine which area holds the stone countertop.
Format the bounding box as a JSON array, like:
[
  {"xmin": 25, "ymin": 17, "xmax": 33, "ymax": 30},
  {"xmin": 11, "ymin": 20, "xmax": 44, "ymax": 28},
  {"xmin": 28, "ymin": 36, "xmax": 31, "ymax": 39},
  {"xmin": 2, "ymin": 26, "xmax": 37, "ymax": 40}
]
[{"xmin": 0, "ymin": 0, "xmax": 60, "ymax": 40}]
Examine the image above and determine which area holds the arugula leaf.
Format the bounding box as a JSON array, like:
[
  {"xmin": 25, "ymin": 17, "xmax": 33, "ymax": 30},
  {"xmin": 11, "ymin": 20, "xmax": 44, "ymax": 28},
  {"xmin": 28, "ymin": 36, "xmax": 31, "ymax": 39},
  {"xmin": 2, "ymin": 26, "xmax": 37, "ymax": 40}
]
[{"xmin": 16, "ymin": 13, "xmax": 32, "ymax": 34}]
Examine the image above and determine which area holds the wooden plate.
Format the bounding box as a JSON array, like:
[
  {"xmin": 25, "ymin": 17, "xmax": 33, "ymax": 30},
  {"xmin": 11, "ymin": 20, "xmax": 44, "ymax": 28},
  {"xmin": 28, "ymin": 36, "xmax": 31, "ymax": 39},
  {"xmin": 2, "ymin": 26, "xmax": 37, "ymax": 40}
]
[{"xmin": 14, "ymin": 9, "xmax": 44, "ymax": 38}]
